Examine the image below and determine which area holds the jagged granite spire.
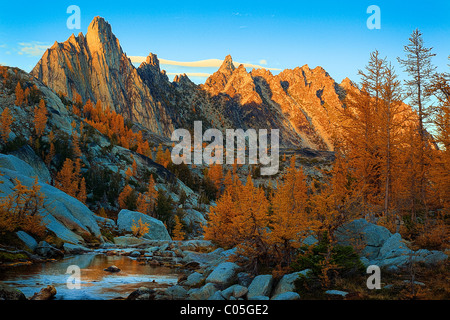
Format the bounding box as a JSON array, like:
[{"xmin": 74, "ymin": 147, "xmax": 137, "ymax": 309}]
[{"xmin": 31, "ymin": 17, "xmax": 175, "ymax": 136}]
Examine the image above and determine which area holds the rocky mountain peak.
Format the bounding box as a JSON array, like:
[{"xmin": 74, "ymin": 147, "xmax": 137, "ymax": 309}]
[
  {"xmin": 87, "ymin": 16, "xmax": 112, "ymax": 37},
  {"xmin": 145, "ymin": 53, "xmax": 160, "ymax": 67},
  {"xmin": 340, "ymin": 77, "xmax": 355, "ymax": 90},
  {"xmin": 30, "ymin": 17, "xmax": 356, "ymax": 150},
  {"xmin": 139, "ymin": 53, "xmax": 162, "ymax": 74},
  {"xmin": 219, "ymin": 55, "xmax": 236, "ymax": 73},
  {"xmin": 32, "ymin": 16, "xmax": 175, "ymax": 137},
  {"xmin": 86, "ymin": 16, "xmax": 119, "ymax": 54}
]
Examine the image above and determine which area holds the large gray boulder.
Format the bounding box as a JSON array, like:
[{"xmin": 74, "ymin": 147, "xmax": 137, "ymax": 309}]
[
  {"xmin": 9, "ymin": 145, "xmax": 52, "ymax": 183},
  {"xmin": 182, "ymin": 248, "xmax": 226, "ymax": 268},
  {"xmin": 188, "ymin": 283, "xmax": 218, "ymax": 300},
  {"xmin": 378, "ymin": 233, "xmax": 411, "ymax": 260},
  {"xmin": 117, "ymin": 209, "xmax": 171, "ymax": 240},
  {"xmin": 334, "ymin": 219, "xmax": 448, "ymax": 272},
  {"xmin": 335, "ymin": 219, "xmax": 391, "ymax": 260},
  {"xmin": 166, "ymin": 285, "xmax": 188, "ymax": 300},
  {"xmin": 184, "ymin": 272, "xmax": 205, "ymax": 287},
  {"xmin": 413, "ymin": 249, "xmax": 449, "ymax": 265},
  {"xmin": 272, "ymin": 269, "xmax": 310, "ymax": 297},
  {"xmin": 35, "ymin": 241, "xmax": 64, "ymax": 258},
  {"xmin": 0, "ymin": 285, "xmax": 27, "ymax": 300},
  {"xmin": 0, "ymin": 154, "xmax": 38, "ymax": 180},
  {"xmin": 16, "ymin": 231, "xmax": 38, "ymax": 252},
  {"xmin": 113, "ymin": 235, "xmax": 149, "ymax": 246},
  {"xmin": 247, "ymin": 274, "xmax": 273, "ymax": 299},
  {"xmin": 205, "ymin": 262, "xmax": 240, "ymax": 289},
  {"xmin": 0, "ymin": 158, "xmax": 101, "ymax": 245},
  {"xmin": 183, "ymin": 208, "xmax": 207, "ymax": 229},
  {"xmin": 221, "ymin": 284, "xmax": 248, "ymax": 300}
]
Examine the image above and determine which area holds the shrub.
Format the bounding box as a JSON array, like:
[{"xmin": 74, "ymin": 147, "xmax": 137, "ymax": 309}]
[
  {"xmin": 292, "ymin": 233, "xmax": 364, "ymax": 294},
  {"xmin": 0, "ymin": 177, "xmax": 47, "ymax": 238},
  {"xmin": 131, "ymin": 218, "xmax": 149, "ymax": 238}
]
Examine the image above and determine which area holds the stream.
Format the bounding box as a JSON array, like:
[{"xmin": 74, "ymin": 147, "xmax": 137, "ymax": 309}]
[{"xmin": 0, "ymin": 254, "xmax": 183, "ymax": 300}]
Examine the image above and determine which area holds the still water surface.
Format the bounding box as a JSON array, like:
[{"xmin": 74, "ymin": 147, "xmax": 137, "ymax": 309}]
[{"xmin": 0, "ymin": 254, "xmax": 182, "ymax": 300}]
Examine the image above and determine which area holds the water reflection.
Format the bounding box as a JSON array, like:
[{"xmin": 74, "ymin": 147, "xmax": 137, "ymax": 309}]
[{"xmin": 0, "ymin": 254, "xmax": 182, "ymax": 300}]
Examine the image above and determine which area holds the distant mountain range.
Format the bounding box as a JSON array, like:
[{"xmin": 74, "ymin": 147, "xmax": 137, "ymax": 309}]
[{"xmin": 32, "ymin": 16, "xmax": 359, "ymax": 150}]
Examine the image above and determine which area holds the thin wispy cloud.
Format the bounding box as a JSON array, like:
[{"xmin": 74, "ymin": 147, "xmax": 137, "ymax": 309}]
[
  {"xmin": 18, "ymin": 42, "xmax": 51, "ymax": 57},
  {"xmin": 129, "ymin": 56, "xmax": 281, "ymax": 71}
]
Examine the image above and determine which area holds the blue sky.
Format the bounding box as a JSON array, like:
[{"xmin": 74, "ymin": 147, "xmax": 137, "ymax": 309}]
[{"xmin": 0, "ymin": 1, "xmax": 449, "ymax": 84}]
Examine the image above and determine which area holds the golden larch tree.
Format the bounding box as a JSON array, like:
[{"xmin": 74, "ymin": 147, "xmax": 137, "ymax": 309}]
[
  {"xmin": 34, "ymin": 99, "xmax": 48, "ymax": 138},
  {"xmin": 15, "ymin": 82, "xmax": 25, "ymax": 106},
  {"xmin": 172, "ymin": 215, "xmax": 185, "ymax": 240},
  {"xmin": 0, "ymin": 107, "xmax": 14, "ymax": 143}
]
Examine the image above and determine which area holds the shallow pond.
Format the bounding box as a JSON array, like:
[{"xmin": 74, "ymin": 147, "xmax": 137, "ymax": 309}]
[{"xmin": 0, "ymin": 254, "xmax": 183, "ymax": 300}]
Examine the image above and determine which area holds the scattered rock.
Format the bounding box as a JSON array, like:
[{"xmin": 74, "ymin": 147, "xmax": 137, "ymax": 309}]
[
  {"xmin": 335, "ymin": 219, "xmax": 448, "ymax": 272},
  {"xmin": 247, "ymin": 275, "xmax": 273, "ymax": 299},
  {"xmin": 208, "ymin": 291, "xmax": 226, "ymax": 300},
  {"xmin": 205, "ymin": 262, "xmax": 240, "ymax": 289},
  {"xmin": 271, "ymin": 292, "xmax": 301, "ymax": 300},
  {"xmin": 129, "ymin": 251, "xmax": 141, "ymax": 257},
  {"xmin": 0, "ymin": 285, "xmax": 27, "ymax": 300},
  {"xmin": 189, "ymin": 283, "xmax": 218, "ymax": 300},
  {"xmin": 30, "ymin": 285, "xmax": 57, "ymax": 300},
  {"xmin": 63, "ymin": 243, "xmax": 91, "ymax": 254},
  {"xmin": 221, "ymin": 284, "xmax": 248, "ymax": 300},
  {"xmin": 104, "ymin": 265, "xmax": 121, "ymax": 273},
  {"xmin": 325, "ymin": 290, "xmax": 349, "ymax": 298},
  {"xmin": 248, "ymin": 295, "xmax": 270, "ymax": 300},
  {"xmin": 184, "ymin": 272, "xmax": 204, "ymax": 287},
  {"xmin": 35, "ymin": 241, "xmax": 64, "ymax": 259},
  {"xmin": 127, "ymin": 287, "xmax": 156, "ymax": 300},
  {"xmin": 237, "ymin": 272, "xmax": 253, "ymax": 288},
  {"xmin": 166, "ymin": 285, "xmax": 188, "ymax": 300}
]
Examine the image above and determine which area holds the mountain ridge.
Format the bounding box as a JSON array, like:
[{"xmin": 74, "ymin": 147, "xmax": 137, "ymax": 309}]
[{"xmin": 32, "ymin": 16, "xmax": 352, "ymax": 150}]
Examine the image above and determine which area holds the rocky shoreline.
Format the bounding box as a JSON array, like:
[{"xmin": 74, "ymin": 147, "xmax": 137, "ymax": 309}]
[{"xmin": 1, "ymin": 219, "xmax": 448, "ymax": 301}]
